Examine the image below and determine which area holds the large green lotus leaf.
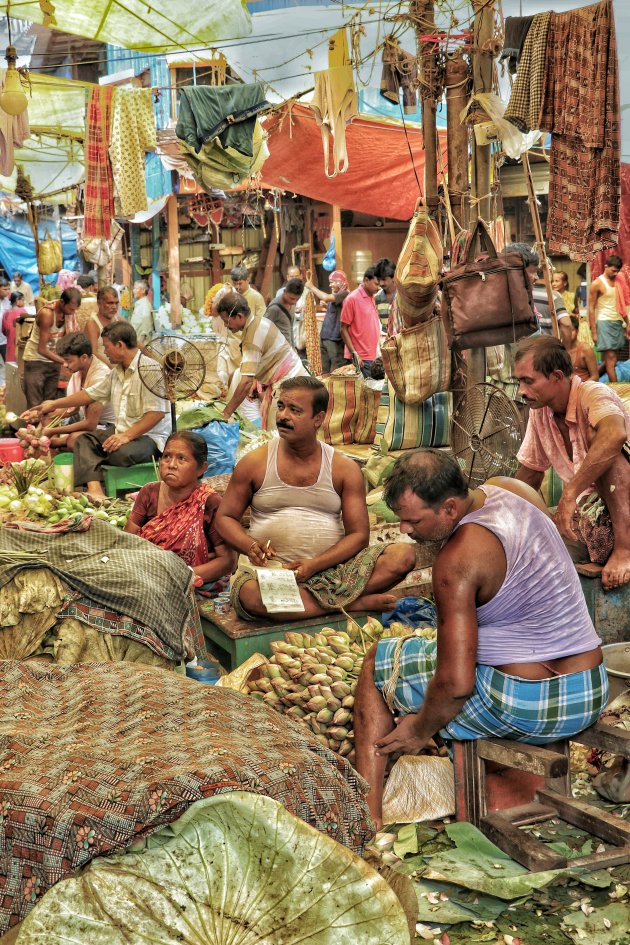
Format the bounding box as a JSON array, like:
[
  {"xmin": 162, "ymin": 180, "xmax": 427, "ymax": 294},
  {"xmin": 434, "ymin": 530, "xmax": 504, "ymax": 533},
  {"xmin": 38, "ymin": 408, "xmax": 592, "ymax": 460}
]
[
  {"xmin": 16, "ymin": 792, "xmax": 408, "ymax": 945},
  {"xmin": 423, "ymin": 823, "xmax": 572, "ymax": 900},
  {"xmin": 561, "ymin": 901, "xmax": 630, "ymax": 945}
]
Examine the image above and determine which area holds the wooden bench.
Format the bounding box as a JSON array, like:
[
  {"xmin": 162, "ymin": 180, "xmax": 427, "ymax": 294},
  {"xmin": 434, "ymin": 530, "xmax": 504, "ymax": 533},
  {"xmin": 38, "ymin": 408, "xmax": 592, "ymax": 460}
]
[
  {"xmin": 198, "ymin": 600, "xmax": 377, "ymax": 671},
  {"xmin": 576, "ymin": 562, "xmax": 630, "ymax": 645},
  {"xmin": 453, "ymin": 722, "xmax": 630, "ymax": 871}
]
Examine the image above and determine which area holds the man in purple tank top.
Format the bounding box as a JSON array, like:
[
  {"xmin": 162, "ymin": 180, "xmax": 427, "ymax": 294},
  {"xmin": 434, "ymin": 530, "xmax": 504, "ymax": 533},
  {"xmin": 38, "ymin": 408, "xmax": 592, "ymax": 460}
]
[{"xmin": 354, "ymin": 449, "xmax": 606, "ymax": 830}]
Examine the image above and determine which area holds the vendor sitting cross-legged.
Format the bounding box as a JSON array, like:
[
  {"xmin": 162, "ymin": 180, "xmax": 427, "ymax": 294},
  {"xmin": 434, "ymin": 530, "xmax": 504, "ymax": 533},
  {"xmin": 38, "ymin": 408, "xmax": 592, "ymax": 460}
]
[
  {"xmin": 38, "ymin": 321, "xmax": 171, "ymax": 502},
  {"xmin": 216, "ymin": 376, "xmax": 416, "ymax": 621},
  {"xmin": 125, "ymin": 431, "xmax": 235, "ymax": 594},
  {"xmin": 354, "ymin": 449, "xmax": 607, "ymax": 830}
]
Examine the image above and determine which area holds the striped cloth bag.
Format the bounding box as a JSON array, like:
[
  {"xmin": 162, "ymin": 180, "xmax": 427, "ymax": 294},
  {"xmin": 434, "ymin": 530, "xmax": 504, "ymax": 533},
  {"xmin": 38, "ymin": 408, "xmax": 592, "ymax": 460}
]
[
  {"xmin": 381, "ymin": 315, "xmax": 451, "ymax": 405},
  {"xmin": 394, "ymin": 200, "xmax": 443, "ymax": 326},
  {"xmin": 375, "ymin": 382, "xmax": 452, "ymax": 451},
  {"xmin": 321, "ymin": 370, "xmax": 380, "ymax": 445}
]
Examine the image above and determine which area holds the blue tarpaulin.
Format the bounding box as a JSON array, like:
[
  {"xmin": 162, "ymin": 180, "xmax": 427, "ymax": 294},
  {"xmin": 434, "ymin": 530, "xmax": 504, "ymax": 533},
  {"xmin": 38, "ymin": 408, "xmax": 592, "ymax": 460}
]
[{"xmin": 0, "ymin": 215, "xmax": 78, "ymax": 292}]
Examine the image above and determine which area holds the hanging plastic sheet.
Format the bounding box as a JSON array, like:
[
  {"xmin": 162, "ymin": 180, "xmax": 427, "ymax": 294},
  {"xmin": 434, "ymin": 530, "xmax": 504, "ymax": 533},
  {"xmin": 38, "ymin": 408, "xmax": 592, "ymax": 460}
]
[
  {"xmin": 0, "ymin": 214, "xmax": 78, "ymax": 293},
  {"xmin": 3, "ymin": 1, "xmax": 251, "ymax": 53}
]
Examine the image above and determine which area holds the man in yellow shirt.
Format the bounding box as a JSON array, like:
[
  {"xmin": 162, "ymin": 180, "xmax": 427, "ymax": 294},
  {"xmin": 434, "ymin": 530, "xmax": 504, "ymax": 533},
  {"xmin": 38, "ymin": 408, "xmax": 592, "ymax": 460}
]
[{"xmin": 231, "ymin": 265, "xmax": 266, "ymax": 319}]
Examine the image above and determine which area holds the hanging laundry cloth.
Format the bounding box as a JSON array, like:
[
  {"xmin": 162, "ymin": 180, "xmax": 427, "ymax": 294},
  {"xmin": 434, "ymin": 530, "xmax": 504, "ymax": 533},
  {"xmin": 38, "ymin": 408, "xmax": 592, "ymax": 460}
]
[
  {"xmin": 380, "ymin": 36, "xmax": 418, "ymax": 114},
  {"xmin": 0, "ymin": 71, "xmax": 29, "ymax": 177},
  {"xmin": 176, "ymin": 84, "xmax": 269, "ymax": 158},
  {"xmin": 156, "ymin": 125, "xmax": 195, "ymax": 178},
  {"xmin": 539, "ymin": 0, "xmax": 619, "ymax": 259},
  {"xmin": 504, "ymin": 13, "xmax": 550, "ymax": 133},
  {"xmin": 83, "ymin": 86, "xmax": 115, "ymax": 239},
  {"xmin": 499, "ymin": 16, "xmax": 535, "ymax": 76},
  {"xmin": 310, "ymin": 68, "xmax": 358, "ymax": 178},
  {"xmin": 109, "ymin": 88, "xmax": 156, "ymax": 219}
]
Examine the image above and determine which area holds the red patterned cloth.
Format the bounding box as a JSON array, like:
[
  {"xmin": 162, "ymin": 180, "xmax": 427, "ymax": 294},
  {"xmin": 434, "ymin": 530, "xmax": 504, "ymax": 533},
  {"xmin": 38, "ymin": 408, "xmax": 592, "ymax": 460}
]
[
  {"xmin": 539, "ymin": 0, "xmax": 620, "ymax": 260},
  {"xmin": 138, "ymin": 481, "xmax": 219, "ymax": 568},
  {"xmin": 84, "ymin": 86, "xmax": 115, "ymax": 239},
  {"xmin": 0, "ymin": 661, "xmax": 372, "ymax": 933}
]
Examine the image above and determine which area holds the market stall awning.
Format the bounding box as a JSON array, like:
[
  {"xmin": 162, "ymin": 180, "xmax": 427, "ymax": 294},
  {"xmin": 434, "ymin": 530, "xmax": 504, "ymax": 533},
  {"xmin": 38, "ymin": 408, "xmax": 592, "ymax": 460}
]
[
  {"xmin": 261, "ymin": 104, "xmax": 447, "ymax": 221},
  {"xmin": 1, "ymin": 1, "xmax": 251, "ymax": 53}
]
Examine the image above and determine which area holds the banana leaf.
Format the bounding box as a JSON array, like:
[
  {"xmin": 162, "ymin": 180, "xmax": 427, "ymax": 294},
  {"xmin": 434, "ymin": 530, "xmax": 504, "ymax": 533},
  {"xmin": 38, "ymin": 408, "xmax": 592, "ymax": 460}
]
[{"xmin": 15, "ymin": 792, "xmax": 409, "ymax": 945}]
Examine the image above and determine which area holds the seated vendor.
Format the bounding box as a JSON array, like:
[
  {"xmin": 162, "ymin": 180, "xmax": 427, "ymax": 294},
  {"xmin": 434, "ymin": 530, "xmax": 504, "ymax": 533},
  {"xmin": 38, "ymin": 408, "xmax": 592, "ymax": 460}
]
[
  {"xmin": 354, "ymin": 449, "xmax": 607, "ymax": 829},
  {"xmin": 33, "ymin": 332, "xmax": 115, "ymax": 450},
  {"xmin": 38, "ymin": 321, "xmax": 171, "ymax": 503},
  {"xmin": 125, "ymin": 431, "xmax": 235, "ymax": 593},
  {"xmin": 513, "ymin": 335, "xmax": 630, "ymax": 589},
  {"xmin": 216, "ymin": 376, "xmax": 416, "ymax": 621}
]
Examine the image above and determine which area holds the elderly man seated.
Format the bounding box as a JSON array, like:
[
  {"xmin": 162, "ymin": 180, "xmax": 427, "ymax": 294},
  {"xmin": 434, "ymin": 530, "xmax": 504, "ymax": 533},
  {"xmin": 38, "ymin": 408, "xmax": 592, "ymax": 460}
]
[
  {"xmin": 354, "ymin": 449, "xmax": 607, "ymax": 829},
  {"xmin": 38, "ymin": 322, "xmax": 170, "ymax": 502},
  {"xmin": 513, "ymin": 335, "xmax": 630, "ymax": 589},
  {"xmin": 216, "ymin": 376, "xmax": 416, "ymax": 621}
]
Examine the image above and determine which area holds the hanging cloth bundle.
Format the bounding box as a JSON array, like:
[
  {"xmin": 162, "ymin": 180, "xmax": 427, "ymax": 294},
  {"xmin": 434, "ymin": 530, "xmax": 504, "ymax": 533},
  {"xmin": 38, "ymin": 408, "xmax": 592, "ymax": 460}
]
[
  {"xmin": 310, "ymin": 29, "xmax": 358, "ymax": 178},
  {"xmin": 302, "ymin": 274, "xmax": 322, "ymax": 375}
]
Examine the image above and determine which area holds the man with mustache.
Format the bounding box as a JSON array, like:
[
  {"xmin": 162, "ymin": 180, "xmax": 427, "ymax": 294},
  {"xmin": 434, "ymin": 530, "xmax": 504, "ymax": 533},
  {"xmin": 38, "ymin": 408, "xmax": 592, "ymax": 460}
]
[
  {"xmin": 216, "ymin": 376, "xmax": 416, "ymax": 621},
  {"xmin": 354, "ymin": 448, "xmax": 607, "ymax": 830},
  {"xmin": 513, "ymin": 335, "xmax": 630, "ymax": 590}
]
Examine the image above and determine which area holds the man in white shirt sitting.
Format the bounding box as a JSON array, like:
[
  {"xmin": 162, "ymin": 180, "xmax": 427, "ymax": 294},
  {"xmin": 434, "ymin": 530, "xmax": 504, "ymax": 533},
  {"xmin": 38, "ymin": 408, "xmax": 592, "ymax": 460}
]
[{"xmin": 38, "ymin": 322, "xmax": 170, "ymax": 501}]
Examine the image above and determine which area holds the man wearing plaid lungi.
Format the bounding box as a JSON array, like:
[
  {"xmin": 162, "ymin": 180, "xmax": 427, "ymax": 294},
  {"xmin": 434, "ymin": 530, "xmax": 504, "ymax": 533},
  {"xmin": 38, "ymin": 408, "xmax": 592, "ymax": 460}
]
[{"xmin": 354, "ymin": 449, "xmax": 607, "ymax": 829}]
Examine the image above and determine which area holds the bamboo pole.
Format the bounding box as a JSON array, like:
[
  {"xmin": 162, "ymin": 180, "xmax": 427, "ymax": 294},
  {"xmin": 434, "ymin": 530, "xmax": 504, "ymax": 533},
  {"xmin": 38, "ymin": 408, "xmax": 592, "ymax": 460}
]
[
  {"xmin": 331, "ymin": 204, "xmax": 344, "ymax": 271},
  {"xmin": 413, "ymin": 0, "xmax": 438, "ymax": 213},
  {"xmin": 522, "ymin": 151, "xmax": 559, "ymax": 338},
  {"xmin": 445, "ymin": 55, "xmax": 470, "ymax": 234},
  {"xmin": 167, "ymin": 194, "xmax": 182, "ymax": 327},
  {"xmin": 466, "ymin": 0, "xmax": 496, "ymax": 387}
]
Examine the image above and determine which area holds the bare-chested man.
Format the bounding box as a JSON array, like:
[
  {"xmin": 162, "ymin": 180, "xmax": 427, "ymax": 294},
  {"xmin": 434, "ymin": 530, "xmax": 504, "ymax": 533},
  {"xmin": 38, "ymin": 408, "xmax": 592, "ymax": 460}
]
[{"xmin": 216, "ymin": 376, "xmax": 416, "ymax": 620}]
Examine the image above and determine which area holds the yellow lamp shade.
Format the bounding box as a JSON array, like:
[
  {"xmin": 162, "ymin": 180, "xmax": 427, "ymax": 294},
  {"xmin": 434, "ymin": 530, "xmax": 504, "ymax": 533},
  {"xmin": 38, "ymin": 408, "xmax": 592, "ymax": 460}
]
[{"xmin": 0, "ymin": 52, "xmax": 28, "ymax": 117}]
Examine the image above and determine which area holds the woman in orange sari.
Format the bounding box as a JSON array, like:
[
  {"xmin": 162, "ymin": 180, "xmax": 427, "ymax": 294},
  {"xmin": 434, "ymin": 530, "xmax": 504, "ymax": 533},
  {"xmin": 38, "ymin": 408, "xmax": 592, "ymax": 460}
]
[{"xmin": 126, "ymin": 431, "xmax": 235, "ymax": 592}]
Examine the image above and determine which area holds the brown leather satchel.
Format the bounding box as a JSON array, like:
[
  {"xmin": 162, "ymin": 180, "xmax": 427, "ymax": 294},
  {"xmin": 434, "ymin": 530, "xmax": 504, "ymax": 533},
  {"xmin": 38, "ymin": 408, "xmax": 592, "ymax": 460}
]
[{"xmin": 440, "ymin": 221, "xmax": 538, "ymax": 350}]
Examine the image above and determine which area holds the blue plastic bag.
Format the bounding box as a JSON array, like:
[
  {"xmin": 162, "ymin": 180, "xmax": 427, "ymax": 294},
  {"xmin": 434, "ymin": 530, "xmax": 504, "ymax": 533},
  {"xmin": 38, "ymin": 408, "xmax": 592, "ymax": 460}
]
[
  {"xmin": 381, "ymin": 596, "xmax": 437, "ymax": 629},
  {"xmin": 193, "ymin": 420, "xmax": 240, "ymax": 476},
  {"xmin": 322, "ymin": 232, "xmax": 336, "ymax": 272}
]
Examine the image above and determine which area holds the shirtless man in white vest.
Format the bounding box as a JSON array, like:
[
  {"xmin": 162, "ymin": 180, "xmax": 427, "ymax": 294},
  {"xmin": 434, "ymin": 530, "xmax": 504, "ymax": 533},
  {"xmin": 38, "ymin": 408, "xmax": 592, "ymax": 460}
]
[
  {"xmin": 216, "ymin": 376, "xmax": 416, "ymax": 621},
  {"xmin": 589, "ymin": 254, "xmax": 630, "ymax": 383}
]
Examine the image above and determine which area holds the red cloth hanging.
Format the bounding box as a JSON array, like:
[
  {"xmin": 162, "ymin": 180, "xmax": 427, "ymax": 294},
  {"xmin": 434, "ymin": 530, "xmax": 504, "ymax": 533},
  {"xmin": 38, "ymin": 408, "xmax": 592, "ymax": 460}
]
[{"xmin": 83, "ymin": 86, "xmax": 115, "ymax": 239}]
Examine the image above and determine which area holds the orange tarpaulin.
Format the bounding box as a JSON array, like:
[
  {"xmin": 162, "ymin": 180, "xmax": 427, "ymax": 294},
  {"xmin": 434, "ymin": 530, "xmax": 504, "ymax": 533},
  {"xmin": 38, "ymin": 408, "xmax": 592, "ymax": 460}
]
[{"xmin": 261, "ymin": 103, "xmax": 448, "ymax": 221}]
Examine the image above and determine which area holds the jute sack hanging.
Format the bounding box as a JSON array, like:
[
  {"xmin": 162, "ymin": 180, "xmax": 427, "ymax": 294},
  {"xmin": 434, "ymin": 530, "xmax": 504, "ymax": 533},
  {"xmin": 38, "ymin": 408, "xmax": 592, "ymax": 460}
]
[
  {"xmin": 440, "ymin": 219, "xmax": 537, "ymax": 350},
  {"xmin": 321, "ymin": 368, "xmax": 380, "ymax": 446},
  {"xmin": 381, "ymin": 315, "xmax": 451, "ymax": 405},
  {"xmin": 38, "ymin": 228, "xmax": 63, "ymax": 275},
  {"xmin": 394, "ymin": 199, "xmax": 443, "ymax": 326}
]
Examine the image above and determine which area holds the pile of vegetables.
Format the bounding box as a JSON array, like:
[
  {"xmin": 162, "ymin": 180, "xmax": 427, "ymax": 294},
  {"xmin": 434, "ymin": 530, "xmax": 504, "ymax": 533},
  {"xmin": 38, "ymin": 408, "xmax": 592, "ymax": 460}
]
[
  {"xmin": 0, "ymin": 458, "xmax": 131, "ymax": 529},
  {"xmin": 244, "ymin": 618, "xmax": 436, "ymax": 764},
  {"xmin": 15, "ymin": 423, "xmax": 52, "ymax": 459}
]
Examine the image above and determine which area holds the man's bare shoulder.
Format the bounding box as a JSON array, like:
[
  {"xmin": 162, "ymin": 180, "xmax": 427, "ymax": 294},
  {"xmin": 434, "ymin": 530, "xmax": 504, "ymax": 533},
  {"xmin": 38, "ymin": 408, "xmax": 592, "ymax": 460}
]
[
  {"xmin": 232, "ymin": 443, "xmax": 269, "ymax": 479},
  {"xmin": 330, "ymin": 448, "xmax": 365, "ymax": 487}
]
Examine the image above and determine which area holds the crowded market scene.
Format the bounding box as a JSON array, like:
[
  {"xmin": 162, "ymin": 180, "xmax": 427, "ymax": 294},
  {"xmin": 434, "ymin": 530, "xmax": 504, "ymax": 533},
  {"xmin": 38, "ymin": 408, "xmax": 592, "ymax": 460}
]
[{"xmin": 0, "ymin": 0, "xmax": 629, "ymax": 942}]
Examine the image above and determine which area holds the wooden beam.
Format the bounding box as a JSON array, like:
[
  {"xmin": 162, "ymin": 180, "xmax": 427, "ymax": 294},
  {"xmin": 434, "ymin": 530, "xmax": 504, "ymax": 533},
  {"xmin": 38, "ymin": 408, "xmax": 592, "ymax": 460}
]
[
  {"xmin": 151, "ymin": 215, "xmax": 161, "ymax": 310},
  {"xmin": 536, "ymin": 789, "xmax": 630, "ymax": 846},
  {"xmin": 471, "ymin": 0, "xmax": 495, "ymax": 223},
  {"xmin": 475, "ymin": 740, "xmax": 569, "ymax": 779},
  {"xmin": 331, "ymin": 204, "xmax": 343, "ymax": 271},
  {"xmin": 522, "ymin": 151, "xmax": 558, "ymax": 337},
  {"xmin": 481, "ymin": 812, "xmax": 567, "ymax": 871},
  {"xmin": 167, "ymin": 194, "xmax": 182, "ymax": 327},
  {"xmin": 413, "ymin": 0, "xmax": 438, "ymax": 212},
  {"xmin": 260, "ymin": 223, "xmax": 278, "ymax": 301},
  {"xmin": 445, "ymin": 55, "xmax": 469, "ymax": 233}
]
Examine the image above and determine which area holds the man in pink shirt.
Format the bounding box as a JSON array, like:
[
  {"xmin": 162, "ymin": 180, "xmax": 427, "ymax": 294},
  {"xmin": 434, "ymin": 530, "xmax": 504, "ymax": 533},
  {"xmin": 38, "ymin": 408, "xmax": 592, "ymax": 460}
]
[
  {"xmin": 514, "ymin": 335, "xmax": 630, "ymax": 590},
  {"xmin": 340, "ymin": 267, "xmax": 381, "ymax": 377}
]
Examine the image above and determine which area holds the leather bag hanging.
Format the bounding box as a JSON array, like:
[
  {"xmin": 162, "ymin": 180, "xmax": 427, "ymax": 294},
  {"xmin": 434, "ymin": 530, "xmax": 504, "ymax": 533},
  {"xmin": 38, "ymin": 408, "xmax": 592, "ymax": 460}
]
[
  {"xmin": 440, "ymin": 220, "xmax": 537, "ymax": 350},
  {"xmin": 394, "ymin": 199, "xmax": 443, "ymax": 326},
  {"xmin": 37, "ymin": 227, "xmax": 63, "ymax": 275},
  {"xmin": 381, "ymin": 315, "xmax": 451, "ymax": 404}
]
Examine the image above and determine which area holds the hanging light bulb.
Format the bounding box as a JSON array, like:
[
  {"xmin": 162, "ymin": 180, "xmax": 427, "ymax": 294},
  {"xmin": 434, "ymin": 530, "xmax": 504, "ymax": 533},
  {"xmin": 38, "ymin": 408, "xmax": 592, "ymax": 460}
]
[{"xmin": 0, "ymin": 45, "xmax": 28, "ymax": 117}]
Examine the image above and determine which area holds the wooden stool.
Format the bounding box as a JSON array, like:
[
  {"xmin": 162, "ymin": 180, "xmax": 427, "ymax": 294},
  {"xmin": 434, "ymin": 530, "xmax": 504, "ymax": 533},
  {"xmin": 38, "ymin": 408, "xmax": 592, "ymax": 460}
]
[
  {"xmin": 101, "ymin": 463, "xmax": 158, "ymax": 498},
  {"xmin": 198, "ymin": 600, "xmax": 375, "ymax": 671},
  {"xmin": 576, "ymin": 563, "xmax": 630, "ymax": 645},
  {"xmin": 453, "ymin": 722, "xmax": 630, "ymax": 871}
]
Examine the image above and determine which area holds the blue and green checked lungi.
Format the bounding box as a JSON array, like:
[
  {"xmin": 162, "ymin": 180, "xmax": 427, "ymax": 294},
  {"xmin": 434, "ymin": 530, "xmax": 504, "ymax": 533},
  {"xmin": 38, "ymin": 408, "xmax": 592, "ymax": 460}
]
[{"xmin": 374, "ymin": 637, "xmax": 608, "ymax": 744}]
